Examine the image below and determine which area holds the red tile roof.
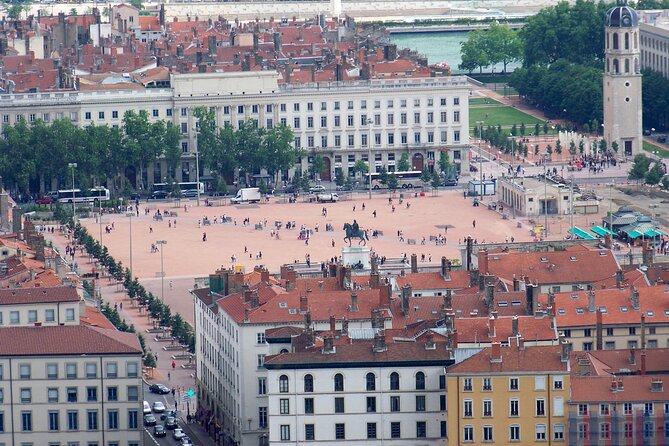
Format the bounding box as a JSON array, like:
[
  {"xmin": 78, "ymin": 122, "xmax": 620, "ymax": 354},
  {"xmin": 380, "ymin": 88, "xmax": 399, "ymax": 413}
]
[
  {"xmin": 575, "ymin": 348, "xmax": 669, "ymax": 375},
  {"xmin": 455, "ymin": 315, "xmax": 557, "ymax": 344},
  {"xmin": 396, "ymin": 271, "xmax": 471, "ymax": 291},
  {"xmin": 447, "ymin": 344, "xmax": 568, "ymax": 374},
  {"xmin": 80, "ymin": 305, "xmax": 116, "ymax": 329},
  {"xmin": 0, "ymin": 285, "xmax": 79, "ymax": 305},
  {"xmin": 0, "ymin": 325, "xmax": 141, "ymax": 356},
  {"xmin": 570, "ymin": 375, "xmax": 669, "ymax": 403}
]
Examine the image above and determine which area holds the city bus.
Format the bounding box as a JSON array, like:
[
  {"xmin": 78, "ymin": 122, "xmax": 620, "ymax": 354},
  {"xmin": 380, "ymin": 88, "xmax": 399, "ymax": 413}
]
[
  {"xmin": 366, "ymin": 170, "xmax": 424, "ymax": 189},
  {"xmin": 56, "ymin": 187, "xmax": 110, "ymax": 203},
  {"xmin": 151, "ymin": 182, "xmax": 204, "ymax": 197}
]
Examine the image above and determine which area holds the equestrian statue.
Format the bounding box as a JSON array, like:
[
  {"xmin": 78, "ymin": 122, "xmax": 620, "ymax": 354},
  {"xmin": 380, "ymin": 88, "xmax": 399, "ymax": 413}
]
[{"xmin": 343, "ymin": 220, "xmax": 369, "ymax": 246}]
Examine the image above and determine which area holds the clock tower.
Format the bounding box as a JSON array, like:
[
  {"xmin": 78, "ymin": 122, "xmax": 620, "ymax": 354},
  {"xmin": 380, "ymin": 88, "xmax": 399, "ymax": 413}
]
[{"xmin": 603, "ymin": 0, "xmax": 642, "ymax": 157}]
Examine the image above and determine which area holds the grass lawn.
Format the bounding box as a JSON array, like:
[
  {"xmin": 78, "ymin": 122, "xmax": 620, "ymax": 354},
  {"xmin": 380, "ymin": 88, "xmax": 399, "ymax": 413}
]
[
  {"xmin": 469, "ymin": 105, "xmax": 544, "ymax": 129},
  {"xmin": 643, "ymin": 140, "xmax": 669, "ymax": 158},
  {"xmin": 469, "ymin": 97, "xmax": 502, "ymax": 106}
]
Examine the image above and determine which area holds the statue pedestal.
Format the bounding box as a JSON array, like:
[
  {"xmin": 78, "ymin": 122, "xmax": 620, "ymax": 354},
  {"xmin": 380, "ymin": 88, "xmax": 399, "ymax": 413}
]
[{"xmin": 342, "ymin": 246, "xmax": 371, "ymax": 269}]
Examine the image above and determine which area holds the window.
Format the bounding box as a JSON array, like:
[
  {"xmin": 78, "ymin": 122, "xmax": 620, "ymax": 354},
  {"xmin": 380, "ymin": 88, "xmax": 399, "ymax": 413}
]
[
  {"xmin": 464, "ymin": 426, "xmax": 474, "ymax": 442},
  {"xmin": 645, "ymin": 402, "xmax": 654, "ymax": 415},
  {"xmin": 644, "ymin": 421, "xmax": 655, "ymax": 438},
  {"xmin": 535, "ymin": 376, "xmax": 546, "ymax": 390},
  {"xmin": 20, "ymin": 388, "xmax": 31, "ymax": 403},
  {"xmin": 415, "ymin": 372, "xmax": 426, "ymax": 390},
  {"xmin": 510, "ymin": 399, "xmax": 519, "ymax": 416},
  {"xmin": 509, "ymin": 377, "xmax": 519, "ymax": 390},
  {"xmin": 464, "ymin": 399, "xmax": 473, "ymax": 417},
  {"xmin": 483, "ymin": 399, "xmax": 493, "ymax": 417},
  {"xmin": 577, "ymin": 423, "xmax": 588, "ymax": 439},
  {"xmin": 47, "ymin": 363, "xmax": 58, "ymax": 379},
  {"xmin": 305, "ymin": 424, "xmax": 315, "ymax": 441},
  {"xmin": 107, "ymin": 410, "xmax": 118, "ymax": 430},
  {"xmin": 49, "ymin": 411, "xmax": 60, "ymax": 431},
  {"xmin": 106, "ymin": 363, "xmax": 117, "ymax": 378},
  {"xmin": 67, "ymin": 387, "xmax": 77, "ymax": 402},
  {"xmin": 553, "ymin": 376, "xmax": 563, "ymax": 390},
  {"xmin": 22, "ymin": 411, "xmax": 32, "ymax": 431},
  {"xmin": 367, "ymin": 396, "xmax": 376, "ymax": 412},
  {"xmin": 554, "ymin": 424, "xmax": 564, "ymax": 440},
  {"xmin": 536, "ymin": 399, "xmax": 546, "ymax": 416},
  {"xmin": 258, "ymin": 407, "xmax": 268, "ymax": 429},
  {"xmin": 107, "ymin": 387, "xmax": 117, "ymax": 402},
  {"xmin": 483, "ymin": 425, "xmax": 494, "ymax": 442},
  {"xmin": 367, "ymin": 422, "xmax": 377, "ymax": 439},
  {"xmin": 416, "ymin": 395, "xmax": 426, "ymax": 412},
  {"xmin": 45, "ymin": 309, "xmax": 55, "ymax": 322},
  {"xmin": 535, "ymin": 424, "xmax": 547, "ymax": 440},
  {"xmin": 417, "ymin": 421, "xmax": 427, "ymax": 438},
  {"xmin": 390, "ymin": 396, "xmax": 401, "ymax": 412},
  {"xmin": 624, "ymin": 422, "xmax": 633, "ymax": 438},
  {"xmin": 279, "ymin": 375, "xmax": 289, "ymax": 393},
  {"xmin": 334, "ymin": 397, "xmax": 344, "ymax": 413},
  {"xmin": 334, "ymin": 373, "xmax": 344, "ymax": 391},
  {"xmin": 87, "ymin": 387, "xmax": 97, "ymax": 402},
  {"xmin": 390, "ymin": 372, "xmax": 400, "ymax": 390},
  {"xmin": 280, "ymin": 425, "xmax": 290, "ymax": 441},
  {"xmin": 599, "ymin": 422, "xmax": 611, "ymax": 439},
  {"xmin": 366, "ymin": 372, "xmax": 376, "ymax": 391},
  {"xmin": 600, "ymin": 403, "xmax": 610, "ymax": 415},
  {"xmin": 629, "ymin": 327, "xmax": 636, "ymax": 335},
  {"xmin": 463, "ymin": 378, "xmax": 473, "ymax": 391},
  {"xmin": 258, "ymin": 378, "xmax": 267, "ymax": 395},
  {"xmin": 128, "ymin": 410, "xmax": 138, "ymax": 429},
  {"xmin": 510, "ymin": 425, "xmax": 520, "ymax": 441},
  {"xmin": 48, "ymin": 388, "xmax": 58, "ymax": 403},
  {"xmin": 28, "ymin": 310, "xmax": 37, "ymax": 323},
  {"xmin": 454, "ymin": 111, "xmax": 460, "ymax": 123},
  {"xmin": 257, "ymin": 354, "xmax": 265, "ymax": 367},
  {"xmin": 85, "ymin": 112, "xmax": 92, "ymax": 120},
  {"xmin": 166, "ymin": 109, "xmax": 172, "ymax": 117},
  {"xmin": 19, "ymin": 364, "xmax": 30, "ymax": 379},
  {"xmin": 303, "ymin": 374, "xmax": 313, "ymax": 392},
  {"xmin": 482, "ymin": 377, "xmax": 492, "ymax": 391},
  {"xmin": 391, "ymin": 422, "xmax": 401, "ymax": 438},
  {"xmin": 440, "ymin": 394, "xmax": 446, "ymax": 411},
  {"xmin": 67, "ymin": 411, "xmax": 78, "ymax": 430},
  {"xmin": 335, "ymin": 423, "xmax": 345, "ymax": 440},
  {"xmin": 454, "ymin": 131, "xmax": 460, "ymax": 142},
  {"xmin": 624, "ymin": 402, "xmax": 633, "ymax": 415},
  {"xmin": 279, "ymin": 399, "xmax": 289, "ymax": 415},
  {"xmin": 304, "ymin": 398, "xmax": 314, "ymax": 414},
  {"xmin": 127, "ymin": 386, "xmax": 138, "ymax": 402},
  {"xmin": 584, "ymin": 328, "xmax": 592, "ymax": 337},
  {"xmin": 439, "ymin": 375, "xmax": 446, "ymax": 390}
]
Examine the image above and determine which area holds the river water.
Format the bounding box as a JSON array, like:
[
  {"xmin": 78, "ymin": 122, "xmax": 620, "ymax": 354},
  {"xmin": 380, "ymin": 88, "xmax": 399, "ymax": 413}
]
[{"xmin": 390, "ymin": 31, "xmax": 519, "ymax": 74}]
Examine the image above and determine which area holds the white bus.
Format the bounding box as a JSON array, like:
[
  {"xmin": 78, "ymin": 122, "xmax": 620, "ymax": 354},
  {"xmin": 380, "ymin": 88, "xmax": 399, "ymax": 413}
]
[
  {"xmin": 151, "ymin": 182, "xmax": 204, "ymax": 197},
  {"xmin": 367, "ymin": 170, "xmax": 424, "ymax": 189},
  {"xmin": 57, "ymin": 187, "xmax": 110, "ymax": 203}
]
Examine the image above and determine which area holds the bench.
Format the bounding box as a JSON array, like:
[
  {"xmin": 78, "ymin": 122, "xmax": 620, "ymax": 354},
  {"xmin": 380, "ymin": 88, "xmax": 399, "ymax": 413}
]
[
  {"xmin": 407, "ymin": 239, "xmax": 417, "ymax": 245},
  {"xmin": 168, "ymin": 211, "xmax": 178, "ymax": 217},
  {"xmin": 255, "ymin": 224, "xmax": 264, "ymax": 230}
]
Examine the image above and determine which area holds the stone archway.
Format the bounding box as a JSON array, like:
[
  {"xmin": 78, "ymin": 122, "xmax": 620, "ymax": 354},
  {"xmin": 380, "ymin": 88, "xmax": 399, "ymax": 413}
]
[
  {"xmin": 412, "ymin": 153, "xmax": 424, "ymax": 171},
  {"xmin": 321, "ymin": 156, "xmax": 332, "ymax": 181}
]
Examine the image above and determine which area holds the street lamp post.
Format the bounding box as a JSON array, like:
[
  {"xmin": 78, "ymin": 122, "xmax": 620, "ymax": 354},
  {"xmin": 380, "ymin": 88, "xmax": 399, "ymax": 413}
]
[
  {"xmin": 544, "ymin": 164, "xmax": 548, "ymax": 238},
  {"xmin": 476, "ymin": 121, "xmax": 484, "ymax": 199},
  {"xmin": 367, "ymin": 118, "xmax": 373, "ymax": 200},
  {"xmin": 68, "ymin": 163, "xmax": 77, "ymax": 223},
  {"xmin": 195, "ymin": 149, "xmax": 201, "ymax": 207},
  {"xmin": 156, "ymin": 240, "xmax": 167, "ymax": 303},
  {"xmin": 125, "ymin": 212, "xmax": 134, "ymax": 279}
]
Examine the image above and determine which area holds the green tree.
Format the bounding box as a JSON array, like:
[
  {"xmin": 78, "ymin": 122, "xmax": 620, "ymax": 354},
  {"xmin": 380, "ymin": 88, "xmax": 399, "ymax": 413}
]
[
  {"xmin": 555, "ymin": 139, "xmax": 562, "ymax": 154},
  {"xmin": 534, "ymin": 123, "xmax": 541, "ymax": 136},
  {"xmin": 520, "ymin": 123, "xmax": 526, "ymax": 136},
  {"xmin": 578, "ymin": 140, "xmax": 585, "ymax": 155},
  {"xmin": 7, "ymin": 4, "xmax": 26, "ymax": 19},
  {"xmin": 123, "ymin": 110, "xmax": 159, "ymax": 190},
  {"xmin": 236, "ymin": 120, "xmax": 265, "ymax": 184},
  {"xmin": 264, "ymin": 124, "xmax": 299, "ymax": 185},
  {"xmin": 459, "ymin": 30, "xmax": 489, "ymax": 73},
  {"xmin": 311, "ymin": 154, "xmax": 325, "ymax": 180},
  {"xmin": 546, "ymin": 144, "xmax": 553, "ymax": 158},
  {"xmin": 611, "ymin": 141, "xmax": 619, "ymax": 153},
  {"xmin": 661, "ymin": 176, "xmax": 669, "ymax": 191},
  {"xmin": 163, "ymin": 122, "xmax": 182, "ymax": 181},
  {"xmin": 628, "ymin": 154, "xmax": 651, "ymax": 181},
  {"xmin": 569, "ymin": 141, "xmax": 577, "ymax": 156},
  {"xmin": 353, "ymin": 159, "xmax": 368, "ymax": 178},
  {"xmin": 510, "ymin": 124, "xmax": 517, "ymax": 136},
  {"xmin": 421, "ymin": 168, "xmax": 432, "ymax": 183},
  {"xmin": 143, "ymin": 352, "xmax": 156, "ymax": 368},
  {"xmin": 645, "ymin": 162, "xmax": 664, "ymax": 185},
  {"xmin": 378, "ymin": 166, "xmax": 389, "ymax": 185},
  {"xmin": 543, "ymin": 122, "xmax": 549, "ymax": 135},
  {"xmin": 1, "ymin": 117, "xmax": 35, "ymax": 195},
  {"xmin": 130, "ymin": 0, "xmax": 144, "ymax": 9},
  {"xmin": 438, "ymin": 151, "xmax": 452, "ymax": 174},
  {"xmin": 335, "ymin": 170, "xmax": 345, "ymax": 187},
  {"xmin": 387, "ymin": 173, "xmax": 399, "ymax": 191},
  {"xmin": 599, "ymin": 139, "xmax": 608, "ymax": 153},
  {"xmin": 431, "ymin": 172, "xmax": 441, "ymax": 189},
  {"xmin": 397, "ymin": 153, "xmax": 411, "ymax": 171}
]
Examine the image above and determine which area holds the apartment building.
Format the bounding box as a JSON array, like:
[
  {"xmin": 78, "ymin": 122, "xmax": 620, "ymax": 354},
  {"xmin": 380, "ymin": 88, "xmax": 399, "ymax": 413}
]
[
  {"xmin": 0, "ymin": 286, "xmax": 81, "ymax": 327},
  {"xmin": 0, "ymin": 324, "xmax": 144, "ymax": 446},
  {"xmin": 544, "ymin": 284, "xmax": 669, "ymax": 351},
  {"xmin": 568, "ymin": 348, "xmax": 669, "ymax": 445},
  {"xmin": 640, "ymin": 10, "xmax": 669, "ymax": 79},
  {"xmin": 447, "ymin": 343, "xmax": 570, "ymax": 445},
  {"xmin": 264, "ymin": 333, "xmax": 453, "ymax": 445}
]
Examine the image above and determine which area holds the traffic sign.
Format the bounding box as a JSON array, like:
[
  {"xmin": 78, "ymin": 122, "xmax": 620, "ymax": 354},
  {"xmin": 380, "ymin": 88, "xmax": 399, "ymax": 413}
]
[{"xmin": 187, "ymin": 389, "xmax": 195, "ymax": 397}]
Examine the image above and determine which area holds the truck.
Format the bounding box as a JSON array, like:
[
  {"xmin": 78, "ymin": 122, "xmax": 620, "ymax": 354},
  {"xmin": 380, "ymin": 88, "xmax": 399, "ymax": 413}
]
[
  {"xmin": 317, "ymin": 192, "xmax": 339, "ymax": 203},
  {"xmin": 231, "ymin": 187, "xmax": 261, "ymax": 204}
]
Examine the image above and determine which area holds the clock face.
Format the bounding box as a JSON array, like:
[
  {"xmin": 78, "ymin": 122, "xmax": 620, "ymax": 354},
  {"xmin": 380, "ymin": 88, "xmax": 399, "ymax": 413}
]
[{"xmin": 622, "ymin": 15, "xmax": 631, "ymax": 26}]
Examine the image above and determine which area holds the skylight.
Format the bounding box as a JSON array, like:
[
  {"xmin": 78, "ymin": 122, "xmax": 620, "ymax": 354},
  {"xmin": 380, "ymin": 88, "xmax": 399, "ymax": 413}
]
[
  {"xmin": 511, "ymin": 301, "xmax": 521, "ymax": 306},
  {"xmin": 498, "ymin": 301, "xmax": 508, "ymax": 307},
  {"xmin": 620, "ymin": 306, "xmax": 628, "ymax": 312},
  {"xmin": 540, "ymin": 257, "xmax": 549, "ymax": 263},
  {"xmin": 279, "ymin": 302, "xmax": 288, "ymax": 308},
  {"xmin": 576, "ymin": 308, "xmax": 585, "ymax": 314}
]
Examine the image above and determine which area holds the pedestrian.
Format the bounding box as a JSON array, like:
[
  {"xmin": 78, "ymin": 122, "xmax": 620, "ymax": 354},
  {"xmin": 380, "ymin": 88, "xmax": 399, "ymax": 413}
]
[
  {"xmin": 392, "ymin": 205, "xmax": 395, "ymax": 212},
  {"xmin": 353, "ymin": 205, "xmax": 356, "ymax": 212},
  {"xmin": 331, "ymin": 239, "xmax": 335, "ymax": 247},
  {"xmin": 202, "ymin": 232, "xmax": 207, "ymax": 242},
  {"xmin": 149, "ymin": 226, "xmax": 153, "ymax": 233},
  {"xmin": 172, "ymin": 361, "xmax": 176, "ymax": 369},
  {"xmin": 362, "ymin": 203, "xmax": 366, "ymax": 211},
  {"xmin": 373, "ymin": 210, "xmax": 377, "ymax": 218},
  {"xmin": 119, "ymin": 302, "xmax": 122, "ymax": 311},
  {"xmin": 472, "ymin": 220, "xmax": 476, "ymax": 228}
]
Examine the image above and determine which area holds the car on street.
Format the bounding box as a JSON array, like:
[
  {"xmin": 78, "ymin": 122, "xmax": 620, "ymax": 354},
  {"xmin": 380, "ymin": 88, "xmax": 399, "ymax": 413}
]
[
  {"xmin": 173, "ymin": 428, "xmax": 186, "ymax": 440},
  {"xmin": 150, "ymin": 190, "xmax": 171, "ymax": 200},
  {"xmin": 34, "ymin": 196, "xmax": 54, "ymax": 205},
  {"xmin": 144, "ymin": 414, "xmax": 157, "ymax": 426},
  {"xmin": 152, "ymin": 401, "xmax": 166, "ymax": 413},
  {"xmin": 443, "ymin": 177, "xmax": 459, "ymax": 187},
  {"xmin": 181, "ymin": 189, "xmax": 198, "ymax": 198},
  {"xmin": 317, "ymin": 192, "xmax": 339, "ymax": 203},
  {"xmin": 149, "ymin": 384, "xmax": 171, "ymax": 394},
  {"xmin": 153, "ymin": 425, "xmax": 167, "ymax": 437},
  {"xmin": 164, "ymin": 416, "xmax": 178, "ymax": 430},
  {"xmin": 143, "ymin": 401, "xmax": 152, "ymax": 414},
  {"xmin": 308, "ymin": 184, "xmax": 326, "ymax": 193},
  {"xmin": 180, "ymin": 437, "xmax": 193, "ymax": 446}
]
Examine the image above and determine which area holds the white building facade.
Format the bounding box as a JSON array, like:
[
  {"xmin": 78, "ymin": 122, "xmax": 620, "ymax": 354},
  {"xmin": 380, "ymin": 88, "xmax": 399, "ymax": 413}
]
[
  {"xmin": 0, "ymin": 286, "xmax": 81, "ymax": 327},
  {"xmin": 0, "ymin": 71, "xmax": 470, "ymax": 188}
]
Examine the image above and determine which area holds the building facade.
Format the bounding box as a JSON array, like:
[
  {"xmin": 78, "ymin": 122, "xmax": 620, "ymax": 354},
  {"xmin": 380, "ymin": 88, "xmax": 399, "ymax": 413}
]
[
  {"xmin": 0, "ymin": 286, "xmax": 81, "ymax": 327},
  {"xmin": 0, "ymin": 325, "xmax": 144, "ymax": 446},
  {"xmin": 640, "ymin": 10, "xmax": 669, "ymax": 79}
]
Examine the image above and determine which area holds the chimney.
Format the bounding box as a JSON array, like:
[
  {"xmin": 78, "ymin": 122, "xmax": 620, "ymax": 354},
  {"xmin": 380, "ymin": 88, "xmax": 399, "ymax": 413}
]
[
  {"xmin": 587, "ymin": 290, "xmax": 596, "ymax": 313},
  {"xmin": 401, "ymin": 285, "xmax": 411, "ymax": 315},
  {"xmin": 286, "ymin": 268, "xmax": 297, "ymax": 290},
  {"xmin": 629, "ymin": 348, "xmax": 636, "ymax": 365},
  {"xmin": 410, "ymin": 254, "xmax": 418, "ymax": 273},
  {"xmin": 300, "ymin": 295, "xmax": 308, "ymax": 313},
  {"xmin": 323, "ymin": 336, "xmax": 335, "ymax": 354},
  {"xmin": 303, "ymin": 309, "xmax": 312, "ymax": 329},
  {"xmin": 370, "ymin": 272, "xmax": 380, "ymax": 289},
  {"xmin": 525, "ymin": 284, "xmax": 538, "ymax": 316},
  {"xmin": 488, "ymin": 315, "xmax": 496, "ymax": 338},
  {"xmin": 466, "ymin": 236, "xmax": 474, "ymax": 271},
  {"xmin": 444, "ymin": 289, "xmax": 452, "ymax": 308},
  {"xmin": 470, "ymin": 269, "xmax": 479, "ymax": 288},
  {"xmin": 380, "ymin": 282, "xmax": 392, "ymax": 308},
  {"xmin": 490, "ymin": 342, "xmax": 502, "ymax": 363},
  {"xmin": 350, "ymin": 292, "xmax": 359, "ymax": 312},
  {"xmin": 596, "ymin": 308, "xmax": 603, "ymax": 350},
  {"xmin": 577, "ymin": 357, "xmax": 590, "ymax": 376},
  {"xmin": 341, "ymin": 317, "xmax": 349, "ymax": 335},
  {"xmin": 640, "ymin": 350, "xmax": 646, "ymax": 375},
  {"xmin": 512, "ymin": 315, "xmax": 519, "ymax": 337},
  {"xmin": 243, "ymin": 285, "xmax": 252, "ymax": 303},
  {"xmin": 616, "ymin": 269, "xmax": 625, "ymax": 288},
  {"xmin": 630, "ymin": 286, "xmax": 640, "ymax": 310},
  {"xmin": 640, "ymin": 314, "xmax": 646, "ymax": 350},
  {"xmin": 371, "ymin": 254, "xmax": 379, "ymax": 274},
  {"xmin": 244, "ymin": 307, "xmax": 250, "ymax": 322},
  {"xmin": 441, "ymin": 256, "xmax": 450, "ymax": 279},
  {"xmin": 329, "ymin": 315, "xmax": 336, "ymax": 332},
  {"xmin": 610, "ymin": 377, "xmax": 618, "ymax": 391},
  {"xmin": 642, "ymin": 240, "xmax": 654, "ymax": 267},
  {"xmin": 249, "ymin": 291, "xmax": 259, "ymax": 309},
  {"xmin": 260, "ymin": 268, "xmax": 270, "ymax": 283},
  {"xmin": 372, "ymin": 332, "xmax": 387, "ymax": 352},
  {"xmin": 478, "ymin": 249, "xmax": 489, "ymax": 275},
  {"xmin": 485, "ymin": 283, "xmax": 495, "ymax": 313},
  {"xmin": 560, "ymin": 339, "xmax": 572, "ymax": 362},
  {"xmin": 512, "ymin": 275, "xmax": 520, "ymax": 291},
  {"xmin": 425, "ymin": 332, "xmax": 436, "ymax": 350}
]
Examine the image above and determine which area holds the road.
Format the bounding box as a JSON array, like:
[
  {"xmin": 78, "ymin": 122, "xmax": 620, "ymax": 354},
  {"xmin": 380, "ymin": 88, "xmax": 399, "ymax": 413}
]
[{"xmin": 143, "ymin": 381, "xmax": 202, "ymax": 445}]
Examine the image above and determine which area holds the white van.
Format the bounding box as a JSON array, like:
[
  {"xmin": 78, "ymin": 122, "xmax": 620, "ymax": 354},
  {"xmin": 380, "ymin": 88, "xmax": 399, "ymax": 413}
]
[{"xmin": 143, "ymin": 401, "xmax": 151, "ymax": 414}]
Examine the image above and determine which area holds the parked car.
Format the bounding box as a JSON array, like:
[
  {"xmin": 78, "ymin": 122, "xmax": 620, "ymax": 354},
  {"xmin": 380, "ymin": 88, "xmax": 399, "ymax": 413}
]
[
  {"xmin": 181, "ymin": 189, "xmax": 198, "ymax": 198},
  {"xmin": 149, "ymin": 384, "xmax": 171, "ymax": 394},
  {"xmin": 443, "ymin": 177, "xmax": 459, "ymax": 187},
  {"xmin": 164, "ymin": 416, "xmax": 178, "ymax": 430},
  {"xmin": 153, "ymin": 425, "xmax": 167, "ymax": 437},
  {"xmin": 317, "ymin": 192, "xmax": 339, "ymax": 203},
  {"xmin": 150, "ymin": 190, "xmax": 170, "ymax": 200},
  {"xmin": 144, "ymin": 414, "xmax": 157, "ymax": 426},
  {"xmin": 34, "ymin": 196, "xmax": 54, "ymax": 205},
  {"xmin": 152, "ymin": 401, "xmax": 166, "ymax": 413},
  {"xmin": 309, "ymin": 184, "xmax": 326, "ymax": 193},
  {"xmin": 173, "ymin": 428, "xmax": 186, "ymax": 440},
  {"xmin": 143, "ymin": 401, "xmax": 152, "ymax": 414},
  {"xmin": 181, "ymin": 437, "xmax": 194, "ymax": 446}
]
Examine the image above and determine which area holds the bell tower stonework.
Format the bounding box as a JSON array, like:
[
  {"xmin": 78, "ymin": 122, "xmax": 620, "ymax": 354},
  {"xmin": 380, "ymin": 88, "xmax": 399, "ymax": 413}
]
[{"xmin": 603, "ymin": 0, "xmax": 643, "ymax": 157}]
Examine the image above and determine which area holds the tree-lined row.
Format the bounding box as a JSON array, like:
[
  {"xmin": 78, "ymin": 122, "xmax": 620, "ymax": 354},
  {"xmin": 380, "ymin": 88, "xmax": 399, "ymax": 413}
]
[{"xmin": 0, "ymin": 111, "xmax": 181, "ymax": 197}]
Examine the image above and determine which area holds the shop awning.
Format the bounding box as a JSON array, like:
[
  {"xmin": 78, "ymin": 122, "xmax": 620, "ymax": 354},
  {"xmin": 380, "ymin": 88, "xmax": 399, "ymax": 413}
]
[
  {"xmin": 568, "ymin": 227, "xmax": 597, "ymax": 240},
  {"xmin": 644, "ymin": 229, "xmax": 661, "ymax": 238},
  {"xmin": 590, "ymin": 226, "xmax": 614, "ymax": 237},
  {"xmin": 627, "ymin": 230, "xmax": 644, "ymax": 239},
  {"xmin": 655, "ymin": 228, "xmax": 668, "ymax": 236}
]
